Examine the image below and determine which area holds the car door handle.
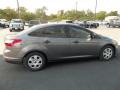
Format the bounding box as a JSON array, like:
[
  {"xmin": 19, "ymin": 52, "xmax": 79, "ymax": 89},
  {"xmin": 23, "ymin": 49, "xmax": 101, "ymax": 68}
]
[
  {"xmin": 44, "ymin": 40, "xmax": 51, "ymax": 44},
  {"xmin": 73, "ymin": 41, "xmax": 79, "ymax": 43}
]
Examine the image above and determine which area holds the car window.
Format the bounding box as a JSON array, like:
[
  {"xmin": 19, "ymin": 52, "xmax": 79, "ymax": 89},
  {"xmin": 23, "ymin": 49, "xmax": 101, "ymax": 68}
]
[
  {"xmin": 30, "ymin": 20, "xmax": 40, "ymax": 24},
  {"xmin": 29, "ymin": 26, "xmax": 67, "ymax": 38},
  {"xmin": 68, "ymin": 26, "xmax": 91, "ymax": 39},
  {"xmin": 11, "ymin": 20, "xmax": 22, "ymax": 23}
]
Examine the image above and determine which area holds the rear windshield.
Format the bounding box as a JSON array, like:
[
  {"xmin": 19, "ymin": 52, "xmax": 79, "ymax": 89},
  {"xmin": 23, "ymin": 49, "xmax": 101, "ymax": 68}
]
[
  {"xmin": 66, "ymin": 21, "xmax": 73, "ymax": 23},
  {"xmin": 30, "ymin": 21, "xmax": 40, "ymax": 24}
]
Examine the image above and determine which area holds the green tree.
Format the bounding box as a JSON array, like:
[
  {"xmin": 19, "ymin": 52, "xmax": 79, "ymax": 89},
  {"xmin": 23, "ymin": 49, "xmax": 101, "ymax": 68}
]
[
  {"xmin": 48, "ymin": 14, "xmax": 57, "ymax": 20},
  {"xmin": 35, "ymin": 6, "xmax": 47, "ymax": 20},
  {"xmin": 19, "ymin": 7, "xmax": 36, "ymax": 21},
  {"xmin": 86, "ymin": 10, "xmax": 94, "ymax": 20},
  {"xmin": 1, "ymin": 7, "xmax": 17, "ymax": 20},
  {"xmin": 19, "ymin": 7, "xmax": 27, "ymax": 19},
  {"xmin": 107, "ymin": 11, "xmax": 119, "ymax": 16},
  {"xmin": 96, "ymin": 11, "xmax": 107, "ymax": 20},
  {"xmin": 57, "ymin": 10, "xmax": 64, "ymax": 20},
  {"xmin": 63, "ymin": 10, "xmax": 78, "ymax": 20}
]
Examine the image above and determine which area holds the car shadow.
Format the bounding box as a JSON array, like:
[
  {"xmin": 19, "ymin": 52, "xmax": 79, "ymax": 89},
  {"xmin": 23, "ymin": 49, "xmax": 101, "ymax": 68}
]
[{"xmin": 0, "ymin": 55, "xmax": 28, "ymax": 72}]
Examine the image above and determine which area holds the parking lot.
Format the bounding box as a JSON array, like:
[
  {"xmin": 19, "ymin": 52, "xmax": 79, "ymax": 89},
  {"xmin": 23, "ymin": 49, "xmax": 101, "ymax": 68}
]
[{"xmin": 0, "ymin": 26, "xmax": 120, "ymax": 90}]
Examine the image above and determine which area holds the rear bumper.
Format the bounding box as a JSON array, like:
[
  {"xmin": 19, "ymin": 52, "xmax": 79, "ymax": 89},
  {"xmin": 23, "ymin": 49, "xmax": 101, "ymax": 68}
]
[
  {"xmin": 4, "ymin": 56, "xmax": 22, "ymax": 64},
  {"xmin": 115, "ymin": 46, "xmax": 119, "ymax": 57}
]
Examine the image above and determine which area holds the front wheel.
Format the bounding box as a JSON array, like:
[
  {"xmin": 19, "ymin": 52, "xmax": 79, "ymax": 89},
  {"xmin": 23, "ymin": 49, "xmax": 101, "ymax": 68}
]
[
  {"xmin": 106, "ymin": 24, "xmax": 110, "ymax": 28},
  {"xmin": 100, "ymin": 46, "xmax": 115, "ymax": 61},
  {"xmin": 23, "ymin": 52, "xmax": 46, "ymax": 71}
]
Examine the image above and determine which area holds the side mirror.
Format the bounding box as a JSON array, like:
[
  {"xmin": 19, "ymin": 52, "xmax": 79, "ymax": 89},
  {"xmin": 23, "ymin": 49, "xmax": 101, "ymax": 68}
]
[{"xmin": 87, "ymin": 34, "xmax": 92, "ymax": 40}]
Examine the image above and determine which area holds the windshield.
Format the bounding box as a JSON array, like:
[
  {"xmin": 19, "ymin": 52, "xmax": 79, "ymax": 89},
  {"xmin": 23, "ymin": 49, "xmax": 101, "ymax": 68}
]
[{"xmin": 11, "ymin": 20, "xmax": 22, "ymax": 23}]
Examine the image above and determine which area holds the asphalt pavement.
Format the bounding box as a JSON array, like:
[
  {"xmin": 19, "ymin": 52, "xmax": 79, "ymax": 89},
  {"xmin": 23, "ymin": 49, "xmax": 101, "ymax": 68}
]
[{"xmin": 0, "ymin": 26, "xmax": 120, "ymax": 90}]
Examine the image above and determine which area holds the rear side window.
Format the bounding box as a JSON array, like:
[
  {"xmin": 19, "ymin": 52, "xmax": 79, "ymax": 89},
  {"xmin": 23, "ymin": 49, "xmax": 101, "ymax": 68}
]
[{"xmin": 29, "ymin": 26, "xmax": 67, "ymax": 38}]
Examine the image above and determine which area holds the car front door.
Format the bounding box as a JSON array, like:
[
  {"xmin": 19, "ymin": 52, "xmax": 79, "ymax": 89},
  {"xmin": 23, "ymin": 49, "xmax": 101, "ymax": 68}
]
[{"xmin": 67, "ymin": 26, "xmax": 100, "ymax": 57}]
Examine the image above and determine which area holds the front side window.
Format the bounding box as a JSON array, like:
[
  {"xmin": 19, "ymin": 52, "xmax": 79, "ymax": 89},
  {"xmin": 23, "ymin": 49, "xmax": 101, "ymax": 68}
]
[
  {"xmin": 68, "ymin": 26, "xmax": 91, "ymax": 39},
  {"xmin": 29, "ymin": 26, "xmax": 67, "ymax": 38}
]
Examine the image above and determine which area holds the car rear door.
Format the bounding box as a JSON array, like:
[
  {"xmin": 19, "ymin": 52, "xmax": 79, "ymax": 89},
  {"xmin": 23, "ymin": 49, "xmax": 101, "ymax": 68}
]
[
  {"xmin": 42, "ymin": 25, "xmax": 71, "ymax": 60},
  {"xmin": 28, "ymin": 25, "xmax": 71, "ymax": 60}
]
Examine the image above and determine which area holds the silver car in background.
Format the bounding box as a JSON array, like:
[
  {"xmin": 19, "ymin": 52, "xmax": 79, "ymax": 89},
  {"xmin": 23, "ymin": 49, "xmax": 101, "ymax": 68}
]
[
  {"xmin": 9, "ymin": 19, "xmax": 24, "ymax": 32},
  {"xmin": 4, "ymin": 23, "xmax": 118, "ymax": 71}
]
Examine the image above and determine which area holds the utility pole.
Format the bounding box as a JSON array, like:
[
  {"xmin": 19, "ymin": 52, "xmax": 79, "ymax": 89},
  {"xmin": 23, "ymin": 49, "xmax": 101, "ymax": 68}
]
[
  {"xmin": 75, "ymin": 1, "xmax": 78, "ymax": 13},
  {"xmin": 94, "ymin": 0, "xmax": 97, "ymax": 20},
  {"xmin": 75, "ymin": 1, "xmax": 78, "ymax": 20},
  {"xmin": 17, "ymin": 0, "xmax": 20, "ymax": 18}
]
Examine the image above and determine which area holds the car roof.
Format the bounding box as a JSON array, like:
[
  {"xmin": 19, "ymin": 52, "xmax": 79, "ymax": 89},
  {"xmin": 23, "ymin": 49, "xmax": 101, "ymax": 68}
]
[
  {"xmin": 17, "ymin": 23, "xmax": 91, "ymax": 36},
  {"xmin": 11, "ymin": 19, "xmax": 22, "ymax": 21}
]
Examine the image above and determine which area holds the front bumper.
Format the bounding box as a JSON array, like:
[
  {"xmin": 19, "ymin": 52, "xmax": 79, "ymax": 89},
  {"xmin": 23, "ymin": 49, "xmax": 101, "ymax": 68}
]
[{"xmin": 10, "ymin": 27, "xmax": 23, "ymax": 30}]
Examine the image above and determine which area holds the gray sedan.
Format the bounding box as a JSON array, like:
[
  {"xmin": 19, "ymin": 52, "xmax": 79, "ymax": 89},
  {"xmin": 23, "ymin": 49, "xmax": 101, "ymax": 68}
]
[{"xmin": 3, "ymin": 23, "xmax": 118, "ymax": 71}]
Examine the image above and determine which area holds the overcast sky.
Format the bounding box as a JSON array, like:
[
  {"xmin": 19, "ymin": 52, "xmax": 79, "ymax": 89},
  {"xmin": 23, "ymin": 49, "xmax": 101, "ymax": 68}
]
[{"xmin": 0, "ymin": 0, "xmax": 119, "ymax": 14}]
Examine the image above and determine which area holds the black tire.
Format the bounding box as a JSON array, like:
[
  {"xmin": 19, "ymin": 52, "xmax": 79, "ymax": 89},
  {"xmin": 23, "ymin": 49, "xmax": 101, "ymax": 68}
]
[
  {"xmin": 106, "ymin": 24, "xmax": 110, "ymax": 28},
  {"xmin": 99, "ymin": 46, "xmax": 115, "ymax": 61},
  {"xmin": 22, "ymin": 27, "xmax": 24, "ymax": 30},
  {"xmin": 9, "ymin": 29, "xmax": 12, "ymax": 32},
  {"xmin": 23, "ymin": 52, "xmax": 46, "ymax": 71}
]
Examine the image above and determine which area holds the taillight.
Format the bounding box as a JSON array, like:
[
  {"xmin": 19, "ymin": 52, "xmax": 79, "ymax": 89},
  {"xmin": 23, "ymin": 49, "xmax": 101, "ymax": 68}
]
[{"xmin": 5, "ymin": 37, "xmax": 22, "ymax": 47}]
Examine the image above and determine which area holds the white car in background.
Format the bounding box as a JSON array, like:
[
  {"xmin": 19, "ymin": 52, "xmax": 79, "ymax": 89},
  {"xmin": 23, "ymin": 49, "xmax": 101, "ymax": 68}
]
[
  {"xmin": 0, "ymin": 19, "xmax": 9, "ymax": 28},
  {"xmin": 9, "ymin": 19, "xmax": 24, "ymax": 32}
]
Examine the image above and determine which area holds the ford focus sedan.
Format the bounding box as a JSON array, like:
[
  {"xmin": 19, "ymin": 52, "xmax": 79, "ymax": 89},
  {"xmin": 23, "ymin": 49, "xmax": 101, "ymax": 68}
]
[{"xmin": 3, "ymin": 23, "xmax": 118, "ymax": 71}]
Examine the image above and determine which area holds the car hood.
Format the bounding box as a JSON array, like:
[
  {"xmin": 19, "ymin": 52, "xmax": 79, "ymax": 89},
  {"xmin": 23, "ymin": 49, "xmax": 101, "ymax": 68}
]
[{"xmin": 10, "ymin": 23, "xmax": 23, "ymax": 25}]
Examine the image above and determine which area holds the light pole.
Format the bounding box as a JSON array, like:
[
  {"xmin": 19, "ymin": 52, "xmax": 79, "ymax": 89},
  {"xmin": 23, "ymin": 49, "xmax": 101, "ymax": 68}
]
[
  {"xmin": 17, "ymin": 0, "xmax": 20, "ymax": 18},
  {"xmin": 75, "ymin": 1, "xmax": 78, "ymax": 13},
  {"xmin": 94, "ymin": 0, "xmax": 97, "ymax": 20},
  {"xmin": 75, "ymin": 1, "xmax": 78, "ymax": 20}
]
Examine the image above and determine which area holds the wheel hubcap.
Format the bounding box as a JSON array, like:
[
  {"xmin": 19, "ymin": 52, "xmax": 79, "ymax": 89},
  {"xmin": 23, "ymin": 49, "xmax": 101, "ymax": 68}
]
[
  {"xmin": 103, "ymin": 48, "xmax": 113, "ymax": 60},
  {"xmin": 28, "ymin": 55, "xmax": 42, "ymax": 69}
]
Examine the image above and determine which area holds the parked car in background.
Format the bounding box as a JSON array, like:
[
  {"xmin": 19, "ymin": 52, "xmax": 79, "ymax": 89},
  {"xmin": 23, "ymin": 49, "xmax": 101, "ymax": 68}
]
[
  {"xmin": 29, "ymin": 20, "xmax": 41, "ymax": 27},
  {"xmin": 86, "ymin": 21, "xmax": 99, "ymax": 28},
  {"xmin": 9, "ymin": 19, "xmax": 24, "ymax": 32},
  {"xmin": 4, "ymin": 23, "xmax": 118, "ymax": 71},
  {"xmin": 75, "ymin": 21, "xmax": 99, "ymax": 28},
  {"xmin": 75, "ymin": 21, "xmax": 86, "ymax": 28},
  {"xmin": 0, "ymin": 19, "xmax": 9, "ymax": 28},
  {"xmin": 25, "ymin": 21, "xmax": 29, "ymax": 26},
  {"xmin": 106, "ymin": 19, "xmax": 120, "ymax": 28},
  {"xmin": 105, "ymin": 16, "xmax": 120, "ymax": 28},
  {"xmin": 59, "ymin": 20, "xmax": 73, "ymax": 23}
]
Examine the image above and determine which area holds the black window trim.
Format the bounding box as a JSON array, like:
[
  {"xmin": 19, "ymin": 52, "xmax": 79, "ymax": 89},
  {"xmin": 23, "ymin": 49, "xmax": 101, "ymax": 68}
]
[{"xmin": 29, "ymin": 25, "xmax": 68, "ymax": 38}]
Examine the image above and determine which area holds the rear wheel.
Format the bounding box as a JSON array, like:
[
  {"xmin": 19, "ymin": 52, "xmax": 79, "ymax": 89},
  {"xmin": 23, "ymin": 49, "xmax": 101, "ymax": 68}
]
[
  {"xmin": 23, "ymin": 52, "xmax": 46, "ymax": 71},
  {"xmin": 9, "ymin": 29, "xmax": 12, "ymax": 32},
  {"xmin": 100, "ymin": 46, "xmax": 115, "ymax": 61}
]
